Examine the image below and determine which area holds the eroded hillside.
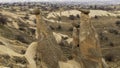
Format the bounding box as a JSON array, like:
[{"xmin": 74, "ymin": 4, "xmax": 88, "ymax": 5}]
[{"xmin": 0, "ymin": 3, "xmax": 120, "ymax": 68}]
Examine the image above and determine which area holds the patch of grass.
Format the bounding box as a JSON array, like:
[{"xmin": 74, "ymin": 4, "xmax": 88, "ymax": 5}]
[
  {"xmin": 0, "ymin": 25, "xmax": 34, "ymax": 44},
  {"xmin": 0, "ymin": 25, "xmax": 14, "ymax": 39}
]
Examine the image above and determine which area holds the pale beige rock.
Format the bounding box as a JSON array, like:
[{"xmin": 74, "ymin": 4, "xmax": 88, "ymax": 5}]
[
  {"xmin": 47, "ymin": 9, "xmax": 118, "ymax": 18},
  {"xmin": 25, "ymin": 42, "xmax": 37, "ymax": 68},
  {"xmin": 0, "ymin": 66, "xmax": 10, "ymax": 68},
  {"xmin": 0, "ymin": 45, "xmax": 23, "ymax": 57},
  {"xmin": 12, "ymin": 21, "xmax": 19, "ymax": 29},
  {"xmin": 59, "ymin": 60, "xmax": 82, "ymax": 68},
  {"xmin": 53, "ymin": 32, "xmax": 62, "ymax": 44}
]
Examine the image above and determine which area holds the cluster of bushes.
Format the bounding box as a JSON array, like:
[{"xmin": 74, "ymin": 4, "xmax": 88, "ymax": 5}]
[
  {"xmin": 108, "ymin": 29, "xmax": 119, "ymax": 35},
  {"xmin": 69, "ymin": 14, "xmax": 80, "ymax": 20}
]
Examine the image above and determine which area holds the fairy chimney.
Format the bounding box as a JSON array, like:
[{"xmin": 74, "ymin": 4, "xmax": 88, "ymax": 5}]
[
  {"xmin": 79, "ymin": 9, "xmax": 103, "ymax": 68},
  {"xmin": 33, "ymin": 8, "xmax": 66, "ymax": 68}
]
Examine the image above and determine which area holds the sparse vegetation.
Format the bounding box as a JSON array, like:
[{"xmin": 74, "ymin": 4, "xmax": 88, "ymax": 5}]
[{"xmin": 108, "ymin": 29, "xmax": 119, "ymax": 35}]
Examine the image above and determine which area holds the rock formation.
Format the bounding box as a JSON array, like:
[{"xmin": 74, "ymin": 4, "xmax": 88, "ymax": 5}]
[
  {"xmin": 79, "ymin": 9, "xmax": 103, "ymax": 68},
  {"xmin": 33, "ymin": 8, "xmax": 66, "ymax": 68}
]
